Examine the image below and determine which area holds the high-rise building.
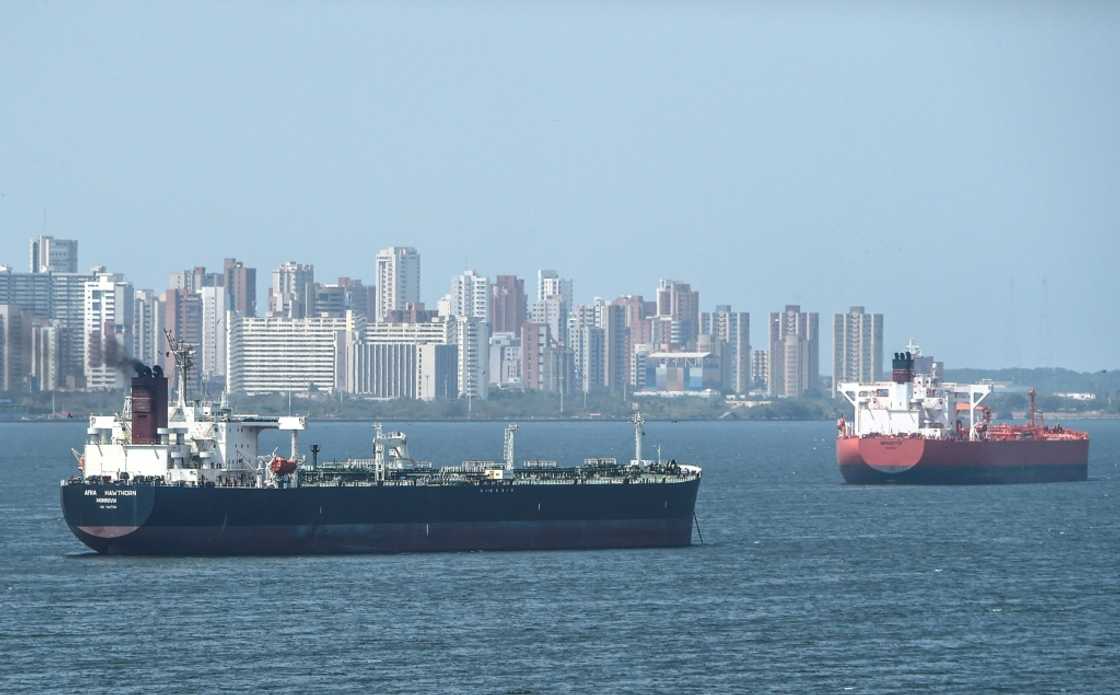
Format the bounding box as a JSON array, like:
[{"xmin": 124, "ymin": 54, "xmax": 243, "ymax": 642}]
[
  {"xmin": 199, "ymin": 286, "xmax": 227, "ymax": 381},
  {"xmin": 376, "ymin": 247, "xmax": 421, "ymax": 321},
  {"xmin": 602, "ymin": 303, "xmax": 629, "ymax": 395},
  {"xmin": 51, "ymin": 270, "xmax": 95, "ymax": 387},
  {"xmin": 347, "ymin": 342, "xmax": 417, "ymax": 399},
  {"xmin": 751, "ymin": 350, "xmax": 769, "ymax": 390},
  {"xmin": 537, "ymin": 269, "xmax": 573, "ymax": 307},
  {"xmin": 488, "ymin": 331, "xmax": 521, "ymax": 388},
  {"xmin": 313, "ymin": 277, "xmax": 374, "ymax": 319},
  {"xmin": 703, "ymin": 306, "xmax": 751, "ymax": 394},
  {"xmin": 29, "ymin": 318, "xmax": 62, "ymax": 392},
  {"xmin": 269, "ymin": 262, "xmax": 314, "ymax": 319},
  {"xmin": 768, "ymin": 305, "xmax": 819, "ymax": 397},
  {"xmin": 491, "ymin": 275, "xmax": 526, "ymax": 335},
  {"xmin": 417, "ymin": 343, "xmax": 458, "ymax": 401},
  {"xmin": 0, "ymin": 265, "xmax": 94, "ymax": 387},
  {"xmin": 0, "ymin": 305, "xmax": 32, "ymax": 391},
  {"xmin": 456, "ymin": 316, "xmax": 489, "ymax": 400},
  {"xmin": 578, "ymin": 325, "xmax": 605, "ymax": 394},
  {"xmin": 83, "ymin": 271, "xmax": 134, "ymax": 390},
  {"xmin": 161, "ymin": 287, "xmax": 203, "ymax": 393},
  {"xmin": 832, "ymin": 306, "xmax": 884, "ymax": 396},
  {"xmin": 29, "ymin": 236, "xmax": 78, "ymax": 274},
  {"xmin": 226, "ymin": 314, "xmax": 356, "ymax": 394},
  {"xmin": 521, "ymin": 322, "xmax": 551, "ymax": 392},
  {"xmin": 450, "ymin": 270, "xmax": 490, "ymax": 321},
  {"xmin": 655, "ymin": 279, "xmax": 701, "ymax": 348},
  {"xmin": 531, "ymin": 295, "xmax": 568, "ymax": 350},
  {"xmin": 0, "ymin": 265, "xmax": 52, "ymax": 316},
  {"xmin": 223, "ymin": 258, "xmax": 257, "ymax": 317},
  {"xmin": 132, "ymin": 290, "xmax": 164, "ymax": 368}
]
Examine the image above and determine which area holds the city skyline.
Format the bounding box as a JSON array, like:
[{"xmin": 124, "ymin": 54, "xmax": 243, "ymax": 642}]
[
  {"xmin": 0, "ymin": 237, "xmax": 1111, "ymax": 375},
  {"xmin": 2, "ymin": 3, "xmax": 1117, "ymax": 371}
]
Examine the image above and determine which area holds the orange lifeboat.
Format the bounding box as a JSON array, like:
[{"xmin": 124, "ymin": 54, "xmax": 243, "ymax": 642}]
[{"xmin": 270, "ymin": 456, "xmax": 297, "ymax": 476}]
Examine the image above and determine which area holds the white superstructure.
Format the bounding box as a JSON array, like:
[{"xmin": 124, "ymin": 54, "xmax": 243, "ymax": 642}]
[
  {"xmin": 81, "ymin": 400, "xmax": 306, "ymax": 488},
  {"xmin": 80, "ymin": 341, "xmax": 306, "ymax": 488},
  {"xmin": 836, "ymin": 345, "xmax": 991, "ymax": 441}
]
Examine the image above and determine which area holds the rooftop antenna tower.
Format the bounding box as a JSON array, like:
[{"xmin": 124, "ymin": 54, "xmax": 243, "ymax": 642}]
[{"xmin": 164, "ymin": 329, "xmax": 196, "ymax": 411}]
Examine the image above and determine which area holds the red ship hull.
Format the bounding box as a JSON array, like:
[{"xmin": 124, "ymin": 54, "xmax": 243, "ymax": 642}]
[{"xmin": 837, "ymin": 436, "xmax": 1088, "ymax": 484}]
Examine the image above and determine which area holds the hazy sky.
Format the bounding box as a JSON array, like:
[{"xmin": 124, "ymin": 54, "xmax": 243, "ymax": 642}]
[{"xmin": 2, "ymin": 2, "xmax": 1117, "ymax": 371}]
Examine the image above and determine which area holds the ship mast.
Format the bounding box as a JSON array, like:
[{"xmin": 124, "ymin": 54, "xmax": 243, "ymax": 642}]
[
  {"xmin": 163, "ymin": 329, "xmax": 196, "ymax": 412},
  {"xmin": 504, "ymin": 424, "xmax": 518, "ymax": 473},
  {"xmin": 632, "ymin": 411, "xmax": 645, "ymax": 464}
]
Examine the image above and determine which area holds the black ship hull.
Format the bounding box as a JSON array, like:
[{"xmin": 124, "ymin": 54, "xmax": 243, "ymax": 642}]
[{"xmin": 61, "ymin": 479, "xmax": 700, "ymax": 555}]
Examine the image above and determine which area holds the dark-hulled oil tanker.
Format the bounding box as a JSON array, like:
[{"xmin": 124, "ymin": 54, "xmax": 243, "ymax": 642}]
[
  {"xmin": 834, "ymin": 345, "xmax": 1088, "ymax": 484},
  {"xmin": 61, "ymin": 342, "xmax": 701, "ymax": 555}
]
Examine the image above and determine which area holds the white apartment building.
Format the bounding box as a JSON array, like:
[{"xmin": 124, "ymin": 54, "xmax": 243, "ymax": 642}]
[
  {"xmin": 83, "ymin": 271, "xmax": 134, "ymax": 390},
  {"xmin": 132, "ymin": 289, "xmax": 164, "ymax": 368},
  {"xmin": 456, "ymin": 316, "xmax": 489, "ymax": 400},
  {"xmin": 451, "ymin": 270, "xmax": 490, "ymax": 321},
  {"xmin": 199, "ymin": 286, "xmax": 227, "ymax": 380},
  {"xmin": 832, "ymin": 306, "xmax": 884, "ymax": 396},
  {"xmin": 537, "ymin": 269, "xmax": 573, "ymax": 307},
  {"xmin": 226, "ymin": 313, "xmax": 356, "ymax": 394},
  {"xmin": 269, "ymin": 261, "xmax": 314, "ymax": 319},
  {"xmin": 376, "ymin": 247, "xmax": 421, "ymax": 321}
]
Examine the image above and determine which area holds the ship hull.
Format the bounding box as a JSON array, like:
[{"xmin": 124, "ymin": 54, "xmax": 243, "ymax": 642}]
[
  {"xmin": 61, "ymin": 479, "xmax": 700, "ymax": 555},
  {"xmin": 837, "ymin": 436, "xmax": 1088, "ymax": 485}
]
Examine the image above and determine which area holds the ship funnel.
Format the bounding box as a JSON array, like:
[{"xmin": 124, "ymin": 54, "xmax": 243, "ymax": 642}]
[
  {"xmin": 130, "ymin": 364, "xmax": 169, "ymax": 444},
  {"xmin": 891, "ymin": 351, "xmax": 915, "ymax": 384}
]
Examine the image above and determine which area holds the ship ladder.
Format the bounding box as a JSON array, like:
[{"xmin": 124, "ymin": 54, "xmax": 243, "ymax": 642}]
[{"xmin": 693, "ymin": 512, "xmax": 705, "ymax": 545}]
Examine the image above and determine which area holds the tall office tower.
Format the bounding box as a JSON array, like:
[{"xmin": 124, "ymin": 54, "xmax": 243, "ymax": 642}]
[
  {"xmin": 0, "ymin": 305, "xmax": 32, "ymax": 391},
  {"xmin": 455, "ymin": 316, "xmax": 489, "ymax": 400},
  {"xmin": 30, "ymin": 318, "xmax": 62, "ymax": 392},
  {"xmin": 531, "ymin": 295, "xmax": 569, "ymax": 350},
  {"xmin": 49, "ymin": 270, "xmax": 95, "ymax": 387},
  {"xmin": 602, "ymin": 303, "xmax": 629, "ymax": 395},
  {"xmin": 567, "ymin": 303, "xmax": 599, "ymax": 393},
  {"xmin": 832, "ymin": 306, "xmax": 884, "ymax": 396},
  {"xmin": 269, "ymin": 261, "xmax": 314, "ymax": 319},
  {"xmin": 655, "ymin": 279, "xmax": 701, "ymax": 348},
  {"xmin": 161, "ymin": 287, "xmax": 203, "ymax": 392},
  {"xmin": 704, "ymin": 306, "xmax": 751, "ymax": 395},
  {"xmin": 578, "ymin": 325, "xmax": 605, "ymax": 394},
  {"xmin": 490, "ymin": 275, "xmax": 526, "ymax": 334},
  {"xmin": 450, "ymin": 270, "xmax": 490, "ymax": 321},
  {"xmin": 198, "ymin": 286, "xmax": 227, "ymax": 381},
  {"xmin": 376, "ymin": 247, "xmax": 421, "ymax": 322},
  {"xmin": 83, "ymin": 271, "xmax": 134, "ymax": 390},
  {"xmin": 29, "ymin": 236, "xmax": 78, "ymax": 274},
  {"xmin": 537, "ymin": 269, "xmax": 573, "ymax": 307},
  {"xmin": 767, "ymin": 305, "xmax": 819, "ymax": 397},
  {"xmin": 223, "ymin": 258, "xmax": 257, "ymax": 317},
  {"xmin": 520, "ymin": 322, "xmax": 552, "ymax": 392},
  {"xmin": 751, "ymin": 349, "xmax": 769, "ymax": 389},
  {"xmin": 132, "ymin": 289, "xmax": 164, "ymax": 368}
]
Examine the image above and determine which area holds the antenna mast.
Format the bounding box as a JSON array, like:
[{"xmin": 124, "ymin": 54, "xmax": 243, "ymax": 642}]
[{"xmin": 164, "ymin": 329, "xmax": 196, "ymax": 410}]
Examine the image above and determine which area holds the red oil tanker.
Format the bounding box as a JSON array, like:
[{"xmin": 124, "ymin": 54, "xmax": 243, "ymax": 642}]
[{"xmin": 835, "ymin": 347, "xmax": 1088, "ymax": 484}]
